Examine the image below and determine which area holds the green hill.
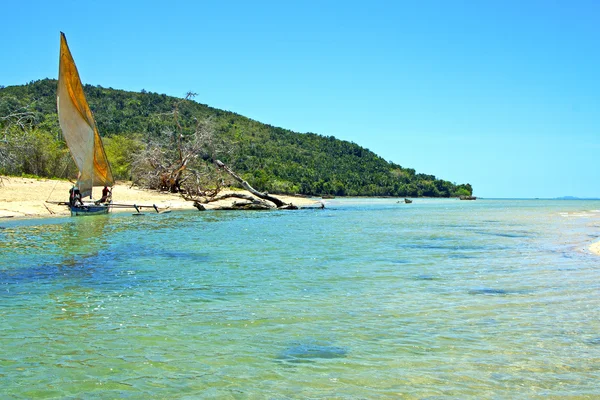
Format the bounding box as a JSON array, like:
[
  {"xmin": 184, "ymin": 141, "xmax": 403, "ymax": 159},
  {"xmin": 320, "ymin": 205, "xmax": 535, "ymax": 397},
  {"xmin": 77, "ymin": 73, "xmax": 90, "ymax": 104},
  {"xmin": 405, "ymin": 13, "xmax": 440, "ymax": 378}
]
[{"xmin": 0, "ymin": 79, "xmax": 472, "ymax": 197}]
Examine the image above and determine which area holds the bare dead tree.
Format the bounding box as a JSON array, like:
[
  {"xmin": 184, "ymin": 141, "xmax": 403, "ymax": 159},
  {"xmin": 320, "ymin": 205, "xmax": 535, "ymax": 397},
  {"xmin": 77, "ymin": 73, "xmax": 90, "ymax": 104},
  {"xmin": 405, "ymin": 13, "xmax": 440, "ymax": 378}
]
[
  {"xmin": 130, "ymin": 92, "xmax": 297, "ymax": 210},
  {"xmin": 131, "ymin": 93, "xmax": 231, "ymax": 195},
  {"xmin": 1, "ymin": 110, "xmax": 37, "ymax": 136},
  {"xmin": 0, "ymin": 109, "xmax": 37, "ymax": 175}
]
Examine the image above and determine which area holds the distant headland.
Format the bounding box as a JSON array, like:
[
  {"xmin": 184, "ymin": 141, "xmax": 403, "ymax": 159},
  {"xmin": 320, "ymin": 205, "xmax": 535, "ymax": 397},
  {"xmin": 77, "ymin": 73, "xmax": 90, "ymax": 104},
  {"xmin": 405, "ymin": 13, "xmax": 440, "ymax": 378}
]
[{"xmin": 1, "ymin": 79, "xmax": 473, "ymax": 199}]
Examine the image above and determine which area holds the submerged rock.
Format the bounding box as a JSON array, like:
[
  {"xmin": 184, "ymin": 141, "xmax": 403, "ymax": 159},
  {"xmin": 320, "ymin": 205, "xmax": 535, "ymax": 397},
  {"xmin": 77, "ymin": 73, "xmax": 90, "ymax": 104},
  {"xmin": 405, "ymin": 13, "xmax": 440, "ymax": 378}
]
[
  {"xmin": 277, "ymin": 342, "xmax": 348, "ymax": 363},
  {"xmin": 468, "ymin": 288, "xmax": 508, "ymax": 295}
]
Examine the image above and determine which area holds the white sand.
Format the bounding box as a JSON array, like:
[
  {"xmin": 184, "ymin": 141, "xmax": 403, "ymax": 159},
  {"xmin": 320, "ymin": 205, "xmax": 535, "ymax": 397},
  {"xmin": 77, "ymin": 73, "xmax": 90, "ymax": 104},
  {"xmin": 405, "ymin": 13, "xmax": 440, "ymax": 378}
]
[
  {"xmin": 0, "ymin": 176, "xmax": 318, "ymax": 219},
  {"xmin": 590, "ymin": 240, "xmax": 600, "ymax": 256}
]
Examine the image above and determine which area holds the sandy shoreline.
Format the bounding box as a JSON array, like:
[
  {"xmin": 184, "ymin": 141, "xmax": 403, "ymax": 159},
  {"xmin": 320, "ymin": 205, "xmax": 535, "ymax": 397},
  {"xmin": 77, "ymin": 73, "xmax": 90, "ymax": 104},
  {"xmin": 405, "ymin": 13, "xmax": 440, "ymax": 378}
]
[
  {"xmin": 2, "ymin": 176, "xmax": 598, "ymax": 256},
  {"xmin": 0, "ymin": 176, "xmax": 318, "ymax": 219},
  {"xmin": 590, "ymin": 241, "xmax": 600, "ymax": 256}
]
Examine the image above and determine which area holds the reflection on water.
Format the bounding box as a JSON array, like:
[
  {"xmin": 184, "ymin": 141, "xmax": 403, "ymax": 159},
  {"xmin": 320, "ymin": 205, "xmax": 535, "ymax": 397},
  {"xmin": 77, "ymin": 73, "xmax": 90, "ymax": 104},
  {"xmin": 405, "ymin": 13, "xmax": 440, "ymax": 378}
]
[
  {"xmin": 0, "ymin": 216, "xmax": 111, "ymax": 291},
  {"xmin": 1, "ymin": 199, "xmax": 600, "ymax": 398}
]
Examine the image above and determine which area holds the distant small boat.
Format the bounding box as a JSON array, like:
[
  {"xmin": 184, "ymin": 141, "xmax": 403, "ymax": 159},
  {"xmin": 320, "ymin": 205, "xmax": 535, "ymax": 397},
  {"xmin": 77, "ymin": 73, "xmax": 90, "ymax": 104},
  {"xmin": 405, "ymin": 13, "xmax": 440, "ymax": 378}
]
[
  {"xmin": 57, "ymin": 32, "xmax": 114, "ymax": 216},
  {"xmin": 404, "ymin": 198, "xmax": 412, "ymax": 203},
  {"xmin": 459, "ymin": 195, "xmax": 477, "ymax": 200}
]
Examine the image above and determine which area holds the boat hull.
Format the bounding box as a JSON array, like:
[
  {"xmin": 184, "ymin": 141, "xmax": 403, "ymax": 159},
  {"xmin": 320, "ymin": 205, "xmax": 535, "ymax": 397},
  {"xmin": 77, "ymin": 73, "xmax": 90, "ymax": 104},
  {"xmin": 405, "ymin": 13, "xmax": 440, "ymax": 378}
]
[{"xmin": 69, "ymin": 204, "xmax": 110, "ymax": 216}]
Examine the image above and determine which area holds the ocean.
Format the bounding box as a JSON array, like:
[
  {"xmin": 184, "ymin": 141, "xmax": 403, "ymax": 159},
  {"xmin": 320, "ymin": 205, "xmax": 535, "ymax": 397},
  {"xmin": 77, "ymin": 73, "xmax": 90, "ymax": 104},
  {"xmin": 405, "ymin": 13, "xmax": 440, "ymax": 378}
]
[{"xmin": 1, "ymin": 198, "xmax": 599, "ymax": 399}]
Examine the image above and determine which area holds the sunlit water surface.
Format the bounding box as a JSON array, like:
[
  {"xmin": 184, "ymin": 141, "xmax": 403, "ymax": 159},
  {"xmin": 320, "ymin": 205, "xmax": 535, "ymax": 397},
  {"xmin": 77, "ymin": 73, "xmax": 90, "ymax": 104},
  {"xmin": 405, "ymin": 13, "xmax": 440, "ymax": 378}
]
[{"xmin": 1, "ymin": 199, "xmax": 600, "ymax": 399}]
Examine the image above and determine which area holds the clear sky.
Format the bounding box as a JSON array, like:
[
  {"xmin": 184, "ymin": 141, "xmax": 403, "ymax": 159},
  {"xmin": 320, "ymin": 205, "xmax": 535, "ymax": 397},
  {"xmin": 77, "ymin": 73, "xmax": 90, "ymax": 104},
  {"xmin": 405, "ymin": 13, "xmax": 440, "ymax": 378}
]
[{"xmin": 1, "ymin": 0, "xmax": 599, "ymax": 198}]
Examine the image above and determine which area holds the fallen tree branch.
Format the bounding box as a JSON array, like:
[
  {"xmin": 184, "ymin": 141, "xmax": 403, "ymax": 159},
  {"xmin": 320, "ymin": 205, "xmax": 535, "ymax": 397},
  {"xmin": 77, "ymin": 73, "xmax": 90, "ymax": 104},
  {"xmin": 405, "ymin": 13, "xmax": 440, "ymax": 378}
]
[
  {"xmin": 198, "ymin": 192, "xmax": 259, "ymax": 204},
  {"xmin": 193, "ymin": 192, "xmax": 274, "ymax": 210},
  {"xmin": 193, "ymin": 196, "xmax": 273, "ymax": 211},
  {"xmin": 214, "ymin": 159, "xmax": 296, "ymax": 209},
  {"xmin": 215, "ymin": 201, "xmax": 273, "ymax": 210}
]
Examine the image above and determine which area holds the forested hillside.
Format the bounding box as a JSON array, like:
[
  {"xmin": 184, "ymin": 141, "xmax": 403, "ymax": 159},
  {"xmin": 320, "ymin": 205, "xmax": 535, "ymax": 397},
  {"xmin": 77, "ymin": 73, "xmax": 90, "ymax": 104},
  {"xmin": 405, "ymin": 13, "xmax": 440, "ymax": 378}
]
[{"xmin": 0, "ymin": 79, "xmax": 472, "ymax": 197}]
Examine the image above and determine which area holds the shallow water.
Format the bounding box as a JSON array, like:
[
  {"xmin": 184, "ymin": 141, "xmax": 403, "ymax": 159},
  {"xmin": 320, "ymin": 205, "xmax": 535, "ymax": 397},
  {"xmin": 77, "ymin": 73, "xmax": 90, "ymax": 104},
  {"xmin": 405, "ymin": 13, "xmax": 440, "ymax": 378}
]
[{"xmin": 1, "ymin": 198, "xmax": 600, "ymax": 398}]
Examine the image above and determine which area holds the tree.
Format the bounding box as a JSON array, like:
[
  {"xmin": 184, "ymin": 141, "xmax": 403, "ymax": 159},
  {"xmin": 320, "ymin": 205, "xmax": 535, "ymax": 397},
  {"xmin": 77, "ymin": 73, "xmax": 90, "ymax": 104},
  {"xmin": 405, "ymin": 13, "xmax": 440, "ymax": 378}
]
[
  {"xmin": 1, "ymin": 103, "xmax": 42, "ymax": 175},
  {"xmin": 131, "ymin": 92, "xmax": 229, "ymax": 196},
  {"xmin": 1, "ymin": 80, "xmax": 475, "ymax": 197},
  {"xmin": 103, "ymin": 134, "xmax": 145, "ymax": 180},
  {"xmin": 453, "ymin": 183, "xmax": 473, "ymax": 197},
  {"xmin": 130, "ymin": 92, "xmax": 296, "ymax": 209}
]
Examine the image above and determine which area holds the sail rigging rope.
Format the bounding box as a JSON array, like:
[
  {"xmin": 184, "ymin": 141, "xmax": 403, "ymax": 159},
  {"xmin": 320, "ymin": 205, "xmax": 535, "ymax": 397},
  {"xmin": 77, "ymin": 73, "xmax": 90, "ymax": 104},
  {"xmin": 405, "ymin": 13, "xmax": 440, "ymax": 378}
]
[{"xmin": 45, "ymin": 160, "xmax": 72, "ymax": 202}]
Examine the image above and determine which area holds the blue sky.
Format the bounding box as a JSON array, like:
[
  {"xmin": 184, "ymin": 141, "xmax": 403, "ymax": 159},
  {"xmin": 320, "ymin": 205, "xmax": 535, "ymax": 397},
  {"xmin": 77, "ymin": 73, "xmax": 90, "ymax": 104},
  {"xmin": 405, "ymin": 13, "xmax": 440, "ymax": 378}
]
[{"xmin": 1, "ymin": 0, "xmax": 599, "ymax": 198}]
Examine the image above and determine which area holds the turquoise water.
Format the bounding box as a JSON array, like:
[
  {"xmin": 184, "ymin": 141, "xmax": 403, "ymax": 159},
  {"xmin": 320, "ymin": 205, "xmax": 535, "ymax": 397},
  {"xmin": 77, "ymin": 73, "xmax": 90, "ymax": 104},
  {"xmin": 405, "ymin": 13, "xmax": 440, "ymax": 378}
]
[{"xmin": 1, "ymin": 198, "xmax": 600, "ymax": 399}]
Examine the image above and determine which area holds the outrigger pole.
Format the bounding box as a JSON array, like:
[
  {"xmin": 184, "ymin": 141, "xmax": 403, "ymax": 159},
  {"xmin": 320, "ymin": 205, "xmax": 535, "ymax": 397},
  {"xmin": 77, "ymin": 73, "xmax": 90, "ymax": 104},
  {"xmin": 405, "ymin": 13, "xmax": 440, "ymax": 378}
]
[
  {"xmin": 108, "ymin": 203, "xmax": 162, "ymax": 213},
  {"xmin": 46, "ymin": 201, "xmax": 169, "ymax": 214}
]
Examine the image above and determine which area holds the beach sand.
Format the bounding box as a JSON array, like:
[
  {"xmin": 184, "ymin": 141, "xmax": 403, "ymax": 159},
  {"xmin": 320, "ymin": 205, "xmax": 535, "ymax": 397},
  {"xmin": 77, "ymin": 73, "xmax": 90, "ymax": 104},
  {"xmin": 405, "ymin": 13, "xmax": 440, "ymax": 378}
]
[
  {"xmin": 2, "ymin": 176, "xmax": 597, "ymax": 256},
  {"xmin": 590, "ymin": 240, "xmax": 600, "ymax": 256},
  {"xmin": 0, "ymin": 176, "xmax": 318, "ymax": 219}
]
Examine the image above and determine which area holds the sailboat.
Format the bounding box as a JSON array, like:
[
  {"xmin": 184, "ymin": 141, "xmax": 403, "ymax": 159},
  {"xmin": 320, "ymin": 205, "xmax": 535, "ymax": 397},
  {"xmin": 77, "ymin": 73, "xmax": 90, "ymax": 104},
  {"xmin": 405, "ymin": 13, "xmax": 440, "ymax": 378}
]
[{"xmin": 57, "ymin": 32, "xmax": 114, "ymax": 216}]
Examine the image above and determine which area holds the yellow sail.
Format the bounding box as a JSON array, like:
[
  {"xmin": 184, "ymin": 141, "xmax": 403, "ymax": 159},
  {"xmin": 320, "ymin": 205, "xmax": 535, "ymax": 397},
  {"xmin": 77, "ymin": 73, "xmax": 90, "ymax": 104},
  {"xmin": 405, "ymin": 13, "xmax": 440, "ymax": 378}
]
[{"xmin": 57, "ymin": 32, "xmax": 113, "ymax": 198}]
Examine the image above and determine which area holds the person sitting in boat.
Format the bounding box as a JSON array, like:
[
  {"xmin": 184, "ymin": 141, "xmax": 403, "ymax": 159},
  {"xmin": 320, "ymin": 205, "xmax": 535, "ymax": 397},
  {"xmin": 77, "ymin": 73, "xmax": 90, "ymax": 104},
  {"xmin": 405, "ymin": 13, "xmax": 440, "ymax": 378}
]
[
  {"xmin": 99, "ymin": 185, "xmax": 112, "ymax": 203},
  {"xmin": 69, "ymin": 186, "xmax": 83, "ymax": 206}
]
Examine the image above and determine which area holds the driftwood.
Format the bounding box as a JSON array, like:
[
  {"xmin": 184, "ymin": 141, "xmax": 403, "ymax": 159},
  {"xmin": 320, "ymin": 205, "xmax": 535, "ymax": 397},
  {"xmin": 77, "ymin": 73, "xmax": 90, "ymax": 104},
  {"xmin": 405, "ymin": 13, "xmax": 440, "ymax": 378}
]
[
  {"xmin": 194, "ymin": 201, "xmax": 270, "ymax": 211},
  {"xmin": 214, "ymin": 159, "xmax": 297, "ymax": 209},
  {"xmin": 193, "ymin": 193, "xmax": 274, "ymax": 211},
  {"xmin": 217, "ymin": 201, "xmax": 273, "ymax": 211},
  {"xmin": 43, "ymin": 203, "xmax": 55, "ymax": 215},
  {"xmin": 199, "ymin": 192, "xmax": 259, "ymax": 204}
]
